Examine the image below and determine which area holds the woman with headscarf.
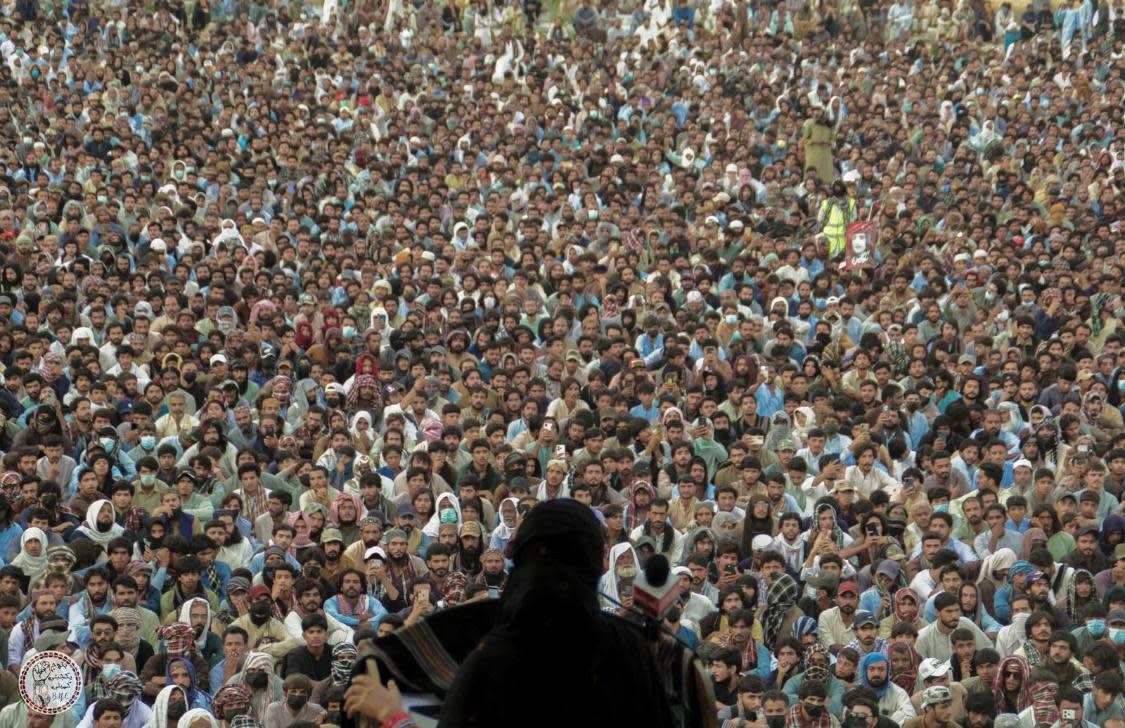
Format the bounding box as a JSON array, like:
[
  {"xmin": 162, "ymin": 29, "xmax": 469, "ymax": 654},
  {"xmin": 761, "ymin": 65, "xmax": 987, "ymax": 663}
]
[
  {"xmin": 10, "ymin": 527, "xmax": 48, "ymax": 581},
  {"xmin": 599, "ymin": 542, "xmax": 638, "ymax": 611},
  {"xmin": 761, "ymin": 574, "xmax": 803, "ymax": 650},
  {"xmin": 166, "ymin": 656, "xmax": 210, "ymax": 711},
  {"xmin": 888, "ymin": 640, "xmax": 921, "ymax": 695},
  {"xmin": 230, "ymin": 652, "xmax": 282, "ymax": 720},
  {"xmin": 423, "ymin": 492, "xmax": 462, "ymax": 539},
  {"xmin": 75, "ymin": 500, "xmax": 126, "ymax": 549},
  {"xmin": 993, "ymin": 655, "xmax": 1033, "ymax": 714},
  {"xmin": 879, "ymin": 588, "xmax": 926, "ymax": 638}
]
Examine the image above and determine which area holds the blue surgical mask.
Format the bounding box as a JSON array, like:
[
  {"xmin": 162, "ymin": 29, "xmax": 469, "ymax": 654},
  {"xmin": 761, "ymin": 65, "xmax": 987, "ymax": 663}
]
[
  {"xmin": 139, "ymin": 473, "xmax": 156, "ymax": 487},
  {"xmin": 1113, "ymin": 628, "xmax": 1125, "ymax": 645},
  {"xmin": 140, "ymin": 435, "xmax": 156, "ymax": 450},
  {"xmin": 100, "ymin": 437, "xmax": 116, "ymax": 451},
  {"xmin": 1086, "ymin": 618, "xmax": 1106, "ymax": 636},
  {"xmin": 101, "ymin": 663, "xmax": 122, "ymax": 680},
  {"xmin": 439, "ymin": 508, "xmax": 458, "ymax": 524}
]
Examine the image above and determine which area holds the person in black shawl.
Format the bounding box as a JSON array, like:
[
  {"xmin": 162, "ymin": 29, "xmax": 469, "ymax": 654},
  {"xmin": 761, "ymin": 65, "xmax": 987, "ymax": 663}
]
[
  {"xmin": 439, "ymin": 498, "xmax": 676, "ymax": 726},
  {"xmin": 345, "ymin": 499, "xmax": 710, "ymax": 727}
]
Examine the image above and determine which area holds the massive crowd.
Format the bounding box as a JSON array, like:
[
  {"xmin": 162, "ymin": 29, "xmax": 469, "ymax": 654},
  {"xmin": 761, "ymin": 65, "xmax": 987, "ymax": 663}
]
[{"xmin": 0, "ymin": 0, "xmax": 1123, "ymax": 725}]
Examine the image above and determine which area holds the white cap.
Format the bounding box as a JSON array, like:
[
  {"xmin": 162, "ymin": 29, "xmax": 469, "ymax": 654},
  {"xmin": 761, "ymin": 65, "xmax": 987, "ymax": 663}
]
[
  {"xmin": 210, "ymin": 354, "xmax": 227, "ymax": 365},
  {"xmin": 751, "ymin": 534, "xmax": 773, "ymax": 551},
  {"xmin": 919, "ymin": 658, "xmax": 951, "ymax": 681},
  {"xmin": 364, "ymin": 546, "xmax": 387, "ymax": 561},
  {"xmin": 686, "ymin": 290, "xmax": 703, "ymax": 304},
  {"xmin": 1013, "ymin": 459, "xmax": 1033, "ymax": 470},
  {"xmin": 325, "ymin": 383, "xmax": 346, "ymax": 395},
  {"xmin": 150, "ymin": 238, "xmax": 167, "ymax": 252}
]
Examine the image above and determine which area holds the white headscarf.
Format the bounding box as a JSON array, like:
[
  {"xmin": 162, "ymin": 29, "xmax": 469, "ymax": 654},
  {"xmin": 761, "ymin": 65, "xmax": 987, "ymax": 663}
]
[
  {"xmin": 10, "ymin": 527, "xmax": 48, "ymax": 579},
  {"xmin": 177, "ymin": 597, "xmax": 213, "ymax": 652},
  {"xmin": 599, "ymin": 542, "xmax": 638, "ymax": 608},
  {"xmin": 177, "ymin": 709, "xmax": 218, "ymax": 728},
  {"xmin": 491, "ymin": 498, "xmax": 519, "ymax": 542},
  {"xmin": 77, "ymin": 499, "xmax": 125, "ymax": 547},
  {"xmin": 145, "ymin": 685, "xmax": 188, "ymax": 728},
  {"xmin": 423, "ymin": 492, "xmax": 462, "ymax": 537}
]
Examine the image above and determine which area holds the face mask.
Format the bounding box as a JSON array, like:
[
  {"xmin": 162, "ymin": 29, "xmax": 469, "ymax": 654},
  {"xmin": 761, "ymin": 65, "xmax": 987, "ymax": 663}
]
[
  {"xmin": 725, "ymin": 315, "xmax": 738, "ymax": 324},
  {"xmin": 805, "ymin": 665, "xmax": 830, "ymax": 683},
  {"xmin": 100, "ymin": 437, "xmax": 116, "ymax": 451},
  {"xmin": 287, "ymin": 694, "xmax": 308, "ymax": 710},
  {"xmin": 167, "ymin": 700, "xmax": 187, "ymax": 722},
  {"xmin": 101, "ymin": 663, "xmax": 122, "ymax": 680},
  {"xmin": 804, "ymin": 703, "xmax": 824, "ymax": 718},
  {"xmin": 250, "ymin": 603, "xmax": 271, "ymax": 625},
  {"xmin": 1112, "ymin": 628, "xmax": 1125, "ymax": 645},
  {"xmin": 439, "ymin": 508, "xmax": 458, "ymax": 524},
  {"xmin": 245, "ymin": 672, "xmax": 268, "ymax": 689},
  {"xmin": 766, "ymin": 717, "xmax": 786, "ymax": 728},
  {"xmin": 140, "ymin": 473, "xmax": 156, "ymax": 486},
  {"xmin": 141, "ymin": 435, "xmax": 156, "ymax": 450}
]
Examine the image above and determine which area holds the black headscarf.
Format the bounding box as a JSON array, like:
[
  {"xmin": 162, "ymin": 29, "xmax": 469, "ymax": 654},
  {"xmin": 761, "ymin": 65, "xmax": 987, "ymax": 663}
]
[{"xmin": 440, "ymin": 499, "xmax": 675, "ymax": 728}]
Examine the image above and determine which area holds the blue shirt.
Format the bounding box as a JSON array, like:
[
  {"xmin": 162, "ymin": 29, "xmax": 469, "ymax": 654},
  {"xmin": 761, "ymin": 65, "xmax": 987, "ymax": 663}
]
[{"xmin": 756, "ymin": 385, "xmax": 784, "ymax": 417}]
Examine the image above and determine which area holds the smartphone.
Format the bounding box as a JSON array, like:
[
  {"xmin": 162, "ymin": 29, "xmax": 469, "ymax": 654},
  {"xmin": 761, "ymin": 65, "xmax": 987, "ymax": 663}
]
[
  {"xmin": 1062, "ymin": 709, "xmax": 1076, "ymax": 721},
  {"xmin": 866, "ymin": 522, "xmax": 878, "ymax": 536},
  {"xmin": 554, "ymin": 444, "xmax": 566, "ymax": 458},
  {"xmin": 1078, "ymin": 444, "xmax": 1089, "ymax": 453},
  {"xmin": 724, "ymin": 564, "xmax": 735, "ymax": 575},
  {"xmin": 542, "ymin": 422, "xmax": 554, "ymax": 433},
  {"xmin": 516, "ymin": 503, "xmax": 531, "ymax": 516}
]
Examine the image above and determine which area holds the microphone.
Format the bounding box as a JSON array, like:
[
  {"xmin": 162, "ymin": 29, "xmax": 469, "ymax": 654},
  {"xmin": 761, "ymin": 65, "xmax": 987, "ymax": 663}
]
[{"xmin": 633, "ymin": 554, "xmax": 682, "ymax": 622}]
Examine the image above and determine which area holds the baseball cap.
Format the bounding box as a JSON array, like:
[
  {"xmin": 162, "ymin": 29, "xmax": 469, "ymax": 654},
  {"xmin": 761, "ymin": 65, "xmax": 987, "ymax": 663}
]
[
  {"xmin": 460, "ymin": 521, "xmax": 482, "ymax": 538},
  {"xmin": 320, "ymin": 528, "xmax": 343, "ymax": 544},
  {"xmin": 1107, "ymin": 608, "xmax": 1125, "ymax": 626},
  {"xmin": 1115, "ymin": 543, "xmax": 1125, "ymax": 561},
  {"xmin": 919, "ymin": 658, "xmax": 951, "ymax": 682},
  {"xmin": 1077, "ymin": 525, "xmax": 1099, "ymax": 538},
  {"xmin": 364, "ymin": 546, "xmax": 387, "ymax": 562},
  {"xmin": 248, "ymin": 585, "xmax": 271, "ymax": 601},
  {"xmin": 958, "ymin": 354, "xmax": 976, "ymax": 365},
  {"xmin": 837, "ymin": 581, "xmax": 858, "ymax": 596},
  {"xmin": 854, "ymin": 611, "xmax": 878, "ymax": 628},
  {"xmin": 1026, "ymin": 569, "xmax": 1048, "ymax": 584},
  {"xmin": 922, "ymin": 685, "xmax": 952, "ymax": 708},
  {"xmin": 776, "ymin": 438, "xmax": 796, "ymax": 452}
]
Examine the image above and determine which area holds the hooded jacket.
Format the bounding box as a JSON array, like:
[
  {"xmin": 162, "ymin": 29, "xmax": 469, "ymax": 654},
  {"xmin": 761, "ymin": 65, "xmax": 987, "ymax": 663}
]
[{"xmin": 859, "ymin": 652, "xmax": 916, "ymax": 724}]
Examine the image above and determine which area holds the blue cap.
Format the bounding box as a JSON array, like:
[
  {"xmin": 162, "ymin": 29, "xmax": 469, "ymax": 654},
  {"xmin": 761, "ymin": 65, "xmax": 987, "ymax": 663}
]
[{"xmin": 854, "ymin": 610, "xmax": 878, "ymax": 628}]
